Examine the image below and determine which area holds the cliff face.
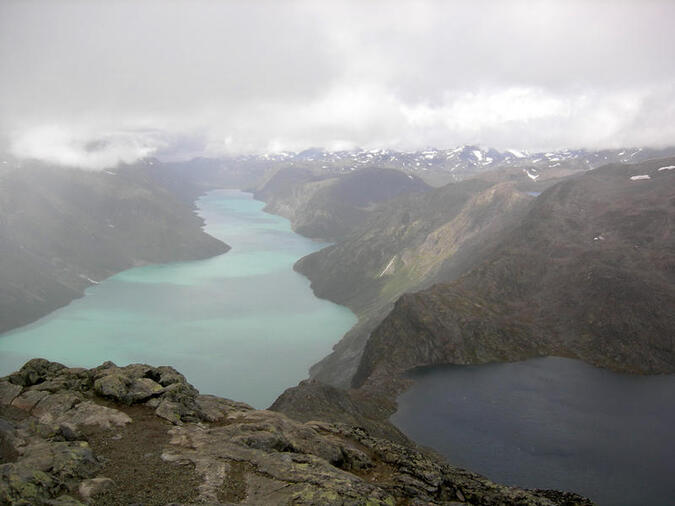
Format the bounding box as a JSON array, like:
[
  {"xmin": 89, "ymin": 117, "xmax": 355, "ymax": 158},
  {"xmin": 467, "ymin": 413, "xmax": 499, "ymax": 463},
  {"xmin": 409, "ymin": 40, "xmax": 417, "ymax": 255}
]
[
  {"xmin": 354, "ymin": 158, "xmax": 675, "ymax": 392},
  {"xmin": 254, "ymin": 166, "xmax": 430, "ymax": 242},
  {"xmin": 0, "ymin": 161, "xmax": 229, "ymax": 334},
  {"xmin": 0, "ymin": 359, "xmax": 593, "ymax": 505}
]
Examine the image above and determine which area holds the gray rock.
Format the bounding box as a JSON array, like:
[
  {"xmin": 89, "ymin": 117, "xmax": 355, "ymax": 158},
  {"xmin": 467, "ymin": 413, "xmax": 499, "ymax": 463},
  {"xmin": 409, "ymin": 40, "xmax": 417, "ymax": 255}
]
[
  {"xmin": 32, "ymin": 392, "xmax": 82, "ymax": 424},
  {"xmin": 60, "ymin": 401, "xmax": 132, "ymax": 429},
  {"xmin": 11, "ymin": 389, "xmax": 49, "ymax": 413},
  {"xmin": 194, "ymin": 394, "xmax": 253, "ymax": 422},
  {"xmin": 154, "ymin": 399, "xmax": 183, "ymax": 424},
  {"xmin": 0, "ymin": 433, "xmax": 97, "ymax": 505},
  {"xmin": 127, "ymin": 377, "xmax": 163, "ymax": 402},
  {"xmin": 79, "ymin": 476, "xmax": 115, "ymax": 500},
  {"xmin": 0, "ymin": 381, "xmax": 23, "ymax": 406},
  {"xmin": 0, "ymin": 359, "xmax": 594, "ymax": 506},
  {"xmin": 0, "ymin": 419, "xmax": 19, "ymax": 463},
  {"xmin": 8, "ymin": 358, "xmax": 66, "ymax": 387},
  {"xmin": 93, "ymin": 373, "xmax": 130, "ymax": 402}
]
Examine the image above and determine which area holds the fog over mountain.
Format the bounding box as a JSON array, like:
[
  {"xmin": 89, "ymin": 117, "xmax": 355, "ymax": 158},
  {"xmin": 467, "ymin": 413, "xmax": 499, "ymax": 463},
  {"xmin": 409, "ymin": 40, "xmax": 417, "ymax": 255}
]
[{"xmin": 2, "ymin": 0, "xmax": 675, "ymax": 169}]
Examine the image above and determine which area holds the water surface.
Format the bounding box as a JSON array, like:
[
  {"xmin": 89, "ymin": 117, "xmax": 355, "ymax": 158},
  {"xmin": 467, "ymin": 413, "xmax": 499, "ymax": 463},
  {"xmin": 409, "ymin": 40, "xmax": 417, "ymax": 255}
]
[
  {"xmin": 391, "ymin": 357, "xmax": 675, "ymax": 506},
  {"xmin": 0, "ymin": 190, "xmax": 356, "ymax": 408}
]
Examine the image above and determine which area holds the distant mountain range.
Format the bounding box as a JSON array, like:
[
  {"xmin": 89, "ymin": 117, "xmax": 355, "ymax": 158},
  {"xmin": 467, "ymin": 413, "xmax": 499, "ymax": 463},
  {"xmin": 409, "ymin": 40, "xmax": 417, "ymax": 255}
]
[{"xmin": 226, "ymin": 145, "xmax": 675, "ymax": 186}]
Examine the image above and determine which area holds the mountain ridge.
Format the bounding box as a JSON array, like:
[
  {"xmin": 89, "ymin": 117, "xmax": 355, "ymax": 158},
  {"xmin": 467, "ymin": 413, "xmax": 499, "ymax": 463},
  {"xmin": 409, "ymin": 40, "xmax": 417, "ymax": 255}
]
[{"xmin": 353, "ymin": 157, "xmax": 675, "ymax": 395}]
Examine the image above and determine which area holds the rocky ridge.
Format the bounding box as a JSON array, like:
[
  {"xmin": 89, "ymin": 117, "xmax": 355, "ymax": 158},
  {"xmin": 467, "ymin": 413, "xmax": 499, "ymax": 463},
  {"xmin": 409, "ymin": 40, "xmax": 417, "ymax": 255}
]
[
  {"xmin": 353, "ymin": 158, "xmax": 675, "ymax": 395},
  {"xmin": 295, "ymin": 179, "xmax": 533, "ymax": 388},
  {"xmin": 0, "ymin": 359, "xmax": 593, "ymax": 505}
]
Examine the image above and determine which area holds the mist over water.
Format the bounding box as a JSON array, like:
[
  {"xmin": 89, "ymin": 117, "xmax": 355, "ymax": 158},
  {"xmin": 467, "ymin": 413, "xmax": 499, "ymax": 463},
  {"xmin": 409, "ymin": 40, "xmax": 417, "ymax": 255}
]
[
  {"xmin": 391, "ymin": 357, "xmax": 675, "ymax": 506},
  {"xmin": 0, "ymin": 190, "xmax": 356, "ymax": 408}
]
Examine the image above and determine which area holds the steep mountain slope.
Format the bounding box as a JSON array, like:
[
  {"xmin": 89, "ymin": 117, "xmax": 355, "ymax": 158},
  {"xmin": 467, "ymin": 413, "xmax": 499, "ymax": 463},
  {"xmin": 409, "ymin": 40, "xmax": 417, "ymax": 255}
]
[
  {"xmin": 254, "ymin": 166, "xmax": 430, "ymax": 241},
  {"xmin": 0, "ymin": 160, "xmax": 229, "ymax": 334},
  {"xmin": 354, "ymin": 158, "xmax": 675, "ymax": 393},
  {"xmin": 295, "ymin": 178, "xmax": 534, "ymax": 387}
]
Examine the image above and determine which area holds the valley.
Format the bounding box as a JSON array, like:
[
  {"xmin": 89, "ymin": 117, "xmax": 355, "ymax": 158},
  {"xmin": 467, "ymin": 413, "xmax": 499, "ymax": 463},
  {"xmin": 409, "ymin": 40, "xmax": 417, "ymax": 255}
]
[
  {"xmin": 0, "ymin": 189, "xmax": 355, "ymax": 409},
  {"xmin": 4, "ymin": 3, "xmax": 674, "ymax": 503},
  {"xmin": 1, "ymin": 149, "xmax": 673, "ymax": 505}
]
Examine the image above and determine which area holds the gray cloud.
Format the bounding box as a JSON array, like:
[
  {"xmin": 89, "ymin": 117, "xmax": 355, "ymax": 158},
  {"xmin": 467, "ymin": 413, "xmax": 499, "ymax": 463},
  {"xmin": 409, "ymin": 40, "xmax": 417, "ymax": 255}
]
[{"xmin": 1, "ymin": 0, "xmax": 674, "ymax": 168}]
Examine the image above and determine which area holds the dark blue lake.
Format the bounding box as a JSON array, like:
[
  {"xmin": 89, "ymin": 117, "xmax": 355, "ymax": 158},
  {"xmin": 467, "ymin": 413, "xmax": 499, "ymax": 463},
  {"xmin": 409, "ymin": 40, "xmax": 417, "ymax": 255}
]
[{"xmin": 391, "ymin": 357, "xmax": 675, "ymax": 506}]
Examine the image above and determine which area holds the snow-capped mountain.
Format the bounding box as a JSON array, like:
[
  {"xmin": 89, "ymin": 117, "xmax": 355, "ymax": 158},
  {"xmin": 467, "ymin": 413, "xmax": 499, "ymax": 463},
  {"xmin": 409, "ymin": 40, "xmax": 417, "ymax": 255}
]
[{"xmin": 227, "ymin": 145, "xmax": 675, "ymax": 186}]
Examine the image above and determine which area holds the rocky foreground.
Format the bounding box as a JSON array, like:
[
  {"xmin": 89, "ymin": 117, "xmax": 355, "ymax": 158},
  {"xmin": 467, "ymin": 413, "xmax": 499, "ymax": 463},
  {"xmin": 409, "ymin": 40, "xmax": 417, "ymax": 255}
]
[{"xmin": 0, "ymin": 359, "xmax": 593, "ymax": 505}]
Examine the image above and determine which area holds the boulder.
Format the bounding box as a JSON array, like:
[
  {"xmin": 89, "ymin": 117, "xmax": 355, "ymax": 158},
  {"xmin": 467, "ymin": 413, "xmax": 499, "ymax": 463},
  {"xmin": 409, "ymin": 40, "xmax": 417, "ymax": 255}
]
[
  {"xmin": 8, "ymin": 359, "xmax": 66, "ymax": 387},
  {"xmin": 79, "ymin": 476, "xmax": 114, "ymax": 500},
  {"xmin": 93, "ymin": 373, "xmax": 129, "ymax": 401},
  {"xmin": 31, "ymin": 392, "xmax": 82, "ymax": 424},
  {"xmin": 61, "ymin": 401, "xmax": 132, "ymax": 429}
]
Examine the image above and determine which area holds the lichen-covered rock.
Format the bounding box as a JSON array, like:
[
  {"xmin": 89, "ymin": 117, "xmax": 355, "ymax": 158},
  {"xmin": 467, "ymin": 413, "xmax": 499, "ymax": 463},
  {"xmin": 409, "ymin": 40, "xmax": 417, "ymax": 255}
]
[
  {"xmin": 154, "ymin": 399, "xmax": 183, "ymax": 424},
  {"xmin": 0, "ymin": 423, "xmax": 97, "ymax": 506},
  {"xmin": 2, "ymin": 360, "xmax": 208, "ymax": 425},
  {"xmin": 8, "ymin": 359, "xmax": 66, "ymax": 388},
  {"xmin": 93, "ymin": 374, "xmax": 129, "ymax": 401},
  {"xmin": 94, "ymin": 374, "xmax": 163, "ymax": 404}
]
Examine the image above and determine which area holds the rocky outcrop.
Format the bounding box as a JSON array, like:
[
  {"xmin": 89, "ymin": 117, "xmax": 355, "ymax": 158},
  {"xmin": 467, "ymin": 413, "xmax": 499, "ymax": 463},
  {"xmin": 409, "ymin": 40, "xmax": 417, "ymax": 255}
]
[
  {"xmin": 0, "ymin": 359, "xmax": 593, "ymax": 505},
  {"xmin": 269, "ymin": 379, "xmax": 408, "ymax": 444}
]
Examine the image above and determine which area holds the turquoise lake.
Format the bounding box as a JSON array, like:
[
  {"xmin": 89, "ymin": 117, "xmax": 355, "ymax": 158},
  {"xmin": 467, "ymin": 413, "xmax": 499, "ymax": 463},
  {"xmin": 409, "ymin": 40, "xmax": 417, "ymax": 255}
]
[{"xmin": 0, "ymin": 189, "xmax": 357, "ymax": 408}]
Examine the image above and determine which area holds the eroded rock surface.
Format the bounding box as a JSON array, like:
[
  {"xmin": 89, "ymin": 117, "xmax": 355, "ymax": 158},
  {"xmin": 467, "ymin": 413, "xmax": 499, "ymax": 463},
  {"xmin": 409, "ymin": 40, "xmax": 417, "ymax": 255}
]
[{"xmin": 0, "ymin": 359, "xmax": 593, "ymax": 505}]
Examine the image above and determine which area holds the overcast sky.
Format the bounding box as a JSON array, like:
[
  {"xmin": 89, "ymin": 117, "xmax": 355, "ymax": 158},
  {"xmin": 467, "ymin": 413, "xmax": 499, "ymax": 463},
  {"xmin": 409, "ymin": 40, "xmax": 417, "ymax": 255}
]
[{"xmin": 1, "ymin": 0, "xmax": 674, "ymax": 168}]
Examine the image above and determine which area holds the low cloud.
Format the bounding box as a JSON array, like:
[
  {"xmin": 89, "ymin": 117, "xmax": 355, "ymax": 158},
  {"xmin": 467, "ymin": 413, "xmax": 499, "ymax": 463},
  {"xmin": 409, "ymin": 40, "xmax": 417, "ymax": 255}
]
[
  {"xmin": 2, "ymin": 0, "xmax": 674, "ymax": 169},
  {"xmin": 10, "ymin": 126, "xmax": 167, "ymax": 170}
]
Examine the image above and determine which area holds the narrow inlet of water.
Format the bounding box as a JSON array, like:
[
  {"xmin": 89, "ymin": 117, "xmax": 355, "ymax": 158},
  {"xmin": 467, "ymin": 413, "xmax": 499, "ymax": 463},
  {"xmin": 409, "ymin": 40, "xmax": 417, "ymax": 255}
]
[{"xmin": 0, "ymin": 189, "xmax": 357, "ymax": 408}]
